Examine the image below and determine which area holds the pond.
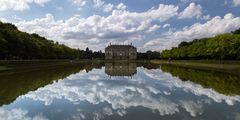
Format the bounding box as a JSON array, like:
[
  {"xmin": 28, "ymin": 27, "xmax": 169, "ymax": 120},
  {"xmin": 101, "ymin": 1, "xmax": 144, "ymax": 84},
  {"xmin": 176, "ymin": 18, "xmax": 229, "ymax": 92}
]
[{"xmin": 0, "ymin": 62, "xmax": 240, "ymax": 120}]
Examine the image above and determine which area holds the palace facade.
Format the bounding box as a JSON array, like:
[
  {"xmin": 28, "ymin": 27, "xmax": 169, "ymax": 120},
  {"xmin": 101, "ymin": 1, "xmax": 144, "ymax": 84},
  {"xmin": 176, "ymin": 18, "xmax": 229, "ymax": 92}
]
[{"xmin": 105, "ymin": 44, "xmax": 137, "ymax": 60}]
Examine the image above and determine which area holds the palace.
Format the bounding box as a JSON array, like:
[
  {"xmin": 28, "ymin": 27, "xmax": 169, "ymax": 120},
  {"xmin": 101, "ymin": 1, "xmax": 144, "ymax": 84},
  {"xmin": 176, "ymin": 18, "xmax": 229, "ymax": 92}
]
[{"xmin": 105, "ymin": 44, "xmax": 137, "ymax": 60}]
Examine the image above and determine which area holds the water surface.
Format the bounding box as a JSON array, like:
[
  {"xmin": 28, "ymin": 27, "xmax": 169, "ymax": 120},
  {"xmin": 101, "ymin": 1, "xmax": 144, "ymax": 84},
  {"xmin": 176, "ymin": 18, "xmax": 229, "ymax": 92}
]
[{"xmin": 0, "ymin": 62, "xmax": 240, "ymax": 120}]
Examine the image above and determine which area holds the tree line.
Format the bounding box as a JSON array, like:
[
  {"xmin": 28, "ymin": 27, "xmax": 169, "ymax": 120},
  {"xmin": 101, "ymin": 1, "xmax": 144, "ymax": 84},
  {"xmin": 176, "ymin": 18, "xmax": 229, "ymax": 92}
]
[
  {"xmin": 137, "ymin": 51, "xmax": 160, "ymax": 60},
  {"xmin": 160, "ymin": 28, "xmax": 240, "ymax": 60},
  {"xmin": 2, "ymin": 20, "xmax": 239, "ymax": 60},
  {"xmin": 0, "ymin": 21, "xmax": 104, "ymax": 60}
]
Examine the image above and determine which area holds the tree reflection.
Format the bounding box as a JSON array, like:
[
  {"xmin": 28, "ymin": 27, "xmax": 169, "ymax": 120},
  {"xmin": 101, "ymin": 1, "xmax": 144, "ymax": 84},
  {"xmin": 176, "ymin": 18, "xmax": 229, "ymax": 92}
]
[
  {"xmin": 0, "ymin": 62, "xmax": 103, "ymax": 106},
  {"xmin": 160, "ymin": 65, "xmax": 240, "ymax": 95}
]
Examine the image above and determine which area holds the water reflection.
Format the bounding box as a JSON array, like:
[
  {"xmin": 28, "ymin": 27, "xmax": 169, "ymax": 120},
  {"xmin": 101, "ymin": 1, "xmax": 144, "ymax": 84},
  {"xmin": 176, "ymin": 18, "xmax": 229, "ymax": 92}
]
[
  {"xmin": 160, "ymin": 65, "xmax": 240, "ymax": 95},
  {"xmin": 0, "ymin": 62, "xmax": 240, "ymax": 120},
  {"xmin": 0, "ymin": 63, "xmax": 103, "ymax": 106},
  {"xmin": 105, "ymin": 63, "xmax": 137, "ymax": 77}
]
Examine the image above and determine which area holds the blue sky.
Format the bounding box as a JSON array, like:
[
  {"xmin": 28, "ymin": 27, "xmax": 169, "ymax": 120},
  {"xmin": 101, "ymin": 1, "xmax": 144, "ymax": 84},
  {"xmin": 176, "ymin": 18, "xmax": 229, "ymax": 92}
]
[{"xmin": 0, "ymin": 0, "xmax": 240, "ymax": 51}]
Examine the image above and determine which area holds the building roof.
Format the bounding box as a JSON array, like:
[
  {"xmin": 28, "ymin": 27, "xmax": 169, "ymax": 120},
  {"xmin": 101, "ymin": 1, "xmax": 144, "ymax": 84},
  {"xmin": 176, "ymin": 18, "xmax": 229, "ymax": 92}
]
[{"xmin": 105, "ymin": 44, "xmax": 136, "ymax": 49}]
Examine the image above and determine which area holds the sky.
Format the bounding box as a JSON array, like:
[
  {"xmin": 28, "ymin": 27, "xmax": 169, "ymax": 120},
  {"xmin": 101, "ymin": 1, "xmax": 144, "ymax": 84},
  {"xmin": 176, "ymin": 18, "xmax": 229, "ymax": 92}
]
[{"xmin": 0, "ymin": 0, "xmax": 240, "ymax": 52}]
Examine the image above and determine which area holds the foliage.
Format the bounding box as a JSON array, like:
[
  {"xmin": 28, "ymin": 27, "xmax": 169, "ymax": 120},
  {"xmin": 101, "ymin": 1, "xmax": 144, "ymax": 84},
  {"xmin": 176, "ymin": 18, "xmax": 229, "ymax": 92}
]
[
  {"xmin": 232, "ymin": 28, "xmax": 240, "ymax": 34},
  {"xmin": 160, "ymin": 32, "xmax": 240, "ymax": 60},
  {"xmin": 0, "ymin": 21, "xmax": 104, "ymax": 60},
  {"xmin": 137, "ymin": 51, "xmax": 160, "ymax": 60}
]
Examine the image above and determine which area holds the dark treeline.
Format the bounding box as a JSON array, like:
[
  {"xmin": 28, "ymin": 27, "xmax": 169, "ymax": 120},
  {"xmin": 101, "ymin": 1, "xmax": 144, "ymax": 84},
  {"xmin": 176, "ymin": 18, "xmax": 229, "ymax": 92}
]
[
  {"xmin": 137, "ymin": 51, "xmax": 160, "ymax": 60},
  {"xmin": 82, "ymin": 47, "xmax": 105, "ymax": 60},
  {"xmin": 0, "ymin": 21, "xmax": 104, "ymax": 60},
  {"xmin": 160, "ymin": 28, "xmax": 240, "ymax": 60}
]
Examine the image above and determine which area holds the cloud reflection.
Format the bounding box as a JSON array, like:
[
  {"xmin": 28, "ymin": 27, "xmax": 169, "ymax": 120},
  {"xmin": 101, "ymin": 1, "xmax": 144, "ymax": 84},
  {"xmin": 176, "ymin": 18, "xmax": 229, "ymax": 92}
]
[
  {"xmin": 0, "ymin": 108, "xmax": 47, "ymax": 120},
  {"xmin": 18, "ymin": 67, "xmax": 240, "ymax": 119},
  {"xmin": 143, "ymin": 69, "xmax": 240, "ymax": 105}
]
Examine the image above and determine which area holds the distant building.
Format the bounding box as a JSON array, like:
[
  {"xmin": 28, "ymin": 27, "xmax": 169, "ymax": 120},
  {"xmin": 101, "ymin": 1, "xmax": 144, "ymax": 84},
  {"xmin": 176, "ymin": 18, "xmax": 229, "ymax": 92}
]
[{"xmin": 105, "ymin": 44, "xmax": 137, "ymax": 60}]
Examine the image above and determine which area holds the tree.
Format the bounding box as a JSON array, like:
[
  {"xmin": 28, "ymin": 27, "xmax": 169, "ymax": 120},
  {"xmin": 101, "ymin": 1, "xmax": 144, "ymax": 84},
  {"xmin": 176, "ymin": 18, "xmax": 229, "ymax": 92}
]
[
  {"xmin": 0, "ymin": 20, "xmax": 105, "ymax": 60},
  {"xmin": 232, "ymin": 28, "xmax": 240, "ymax": 34},
  {"xmin": 160, "ymin": 32, "xmax": 240, "ymax": 60}
]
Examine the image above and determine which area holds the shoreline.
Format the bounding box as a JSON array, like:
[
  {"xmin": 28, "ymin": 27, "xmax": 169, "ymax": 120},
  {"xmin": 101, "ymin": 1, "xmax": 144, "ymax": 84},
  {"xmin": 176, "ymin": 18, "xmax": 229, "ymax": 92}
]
[
  {"xmin": 1, "ymin": 59, "xmax": 240, "ymax": 75},
  {"xmin": 151, "ymin": 60, "xmax": 240, "ymax": 75}
]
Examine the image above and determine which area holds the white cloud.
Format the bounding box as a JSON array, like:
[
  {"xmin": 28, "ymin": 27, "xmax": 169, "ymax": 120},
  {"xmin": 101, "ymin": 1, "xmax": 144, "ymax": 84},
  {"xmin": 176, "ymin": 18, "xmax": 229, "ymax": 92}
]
[
  {"xmin": 33, "ymin": 0, "xmax": 50, "ymax": 6},
  {"xmin": 15, "ymin": 4, "xmax": 178, "ymax": 51},
  {"xmin": 72, "ymin": 0, "xmax": 87, "ymax": 7},
  {"xmin": 163, "ymin": 24, "xmax": 171, "ymax": 28},
  {"xmin": 144, "ymin": 13, "xmax": 240, "ymax": 51},
  {"xmin": 93, "ymin": 0, "xmax": 126, "ymax": 13},
  {"xmin": 178, "ymin": 3, "xmax": 202, "ymax": 19},
  {"xmin": 174, "ymin": 13, "xmax": 240, "ymax": 40},
  {"xmin": 201, "ymin": 14, "xmax": 211, "ymax": 20},
  {"xmin": 93, "ymin": 0, "xmax": 105, "ymax": 8},
  {"xmin": 103, "ymin": 3, "xmax": 114, "ymax": 12},
  {"xmin": 147, "ymin": 25, "xmax": 161, "ymax": 33},
  {"xmin": 0, "ymin": 0, "xmax": 50, "ymax": 11},
  {"xmin": 0, "ymin": 18, "xmax": 8, "ymax": 23},
  {"xmin": 10, "ymin": 12, "xmax": 240, "ymax": 52},
  {"xmin": 6, "ymin": 2, "xmax": 239, "ymax": 52},
  {"xmin": 116, "ymin": 3, "xmax": 127, "ymax": 10}
]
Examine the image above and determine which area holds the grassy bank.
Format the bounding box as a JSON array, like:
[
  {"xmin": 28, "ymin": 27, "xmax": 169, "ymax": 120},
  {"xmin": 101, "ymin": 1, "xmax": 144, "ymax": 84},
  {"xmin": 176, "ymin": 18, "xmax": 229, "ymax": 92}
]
[{"xmin": 151, "ymin": 60, "xmax": 240, "ymax": 75}]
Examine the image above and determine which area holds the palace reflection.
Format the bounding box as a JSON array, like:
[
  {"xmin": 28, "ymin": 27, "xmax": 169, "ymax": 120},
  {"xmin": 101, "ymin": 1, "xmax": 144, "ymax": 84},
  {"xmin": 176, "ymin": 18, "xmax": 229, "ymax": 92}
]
[{"xmin": 105, "ymin": 62, "xmax": 137, "ymax": 77}]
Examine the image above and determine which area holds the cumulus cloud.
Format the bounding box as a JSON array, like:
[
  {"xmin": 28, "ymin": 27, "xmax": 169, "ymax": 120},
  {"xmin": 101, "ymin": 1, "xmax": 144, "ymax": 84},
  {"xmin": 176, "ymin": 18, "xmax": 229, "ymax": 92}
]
[
  {"xmin": 4, "ymin": 1, "xmax": 239, "ymax": 52},
  {"xmin": 178, "ymin": 3, "xmax": 202, "ymax": 19},
  {"xmin": 93, "ymin": 0, "xmax": 116, "ymax": 13},
  {"xmin": 15, "ymin": 4, "xmax": 178, "ymax": 51},
  {"xmin": 0, "ymin": 0, "xmax": 50, "ymax": 11},
  {"xmin": 173, "ymin": 13, "xmax": 240, "ymax": 40},
  {"xmin": 93, "ymin": 0, "xmax": 105, "ymax": 8},
  {"xmin": 72, "ymin": 0, "xmax": 87, "ymax": 7},
  {"xmin": 11, "ymin": 12, "xmax": 240, "ymax": 52},
  {"xmin": 103, "ymin": 3, "xmax": 114, "ymax": 12},
  {"xmin": 144, "ymin": 13, "xmax": 240, "ymax": 51},
  {"xmin": 33, "ymin": 0, "xmax": 50, "ymax": 6},
  {"xmin": 116, "ymin": 3, "xmax": 127, "ymax": 10},
  {"xmin": 93, "ymin": 0, "xmax": 127, "ymax": 12}
]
